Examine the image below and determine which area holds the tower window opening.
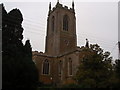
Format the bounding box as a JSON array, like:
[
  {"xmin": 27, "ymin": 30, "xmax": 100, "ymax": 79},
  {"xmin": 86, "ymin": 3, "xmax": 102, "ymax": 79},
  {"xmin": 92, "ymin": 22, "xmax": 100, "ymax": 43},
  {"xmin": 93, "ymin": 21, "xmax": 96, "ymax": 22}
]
[
  {"xmin": 63, "ymin": 15, "xmax": 68, "ymax": 31},
  {"xmin": 51, "ymin": 16, "xmax": 55, "ymax": 32}
]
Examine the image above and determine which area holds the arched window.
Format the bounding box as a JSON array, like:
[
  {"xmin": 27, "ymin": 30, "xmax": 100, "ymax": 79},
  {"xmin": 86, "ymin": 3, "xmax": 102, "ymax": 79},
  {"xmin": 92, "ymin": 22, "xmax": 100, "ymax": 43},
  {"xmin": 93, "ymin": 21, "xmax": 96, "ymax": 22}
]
[
  {"xmin": 51, "ymin": 16, "xmax": 55, "ymax": 31},
  {"xmin": 63, "ymin": 15, "xmax": 68, "ymax": 31},
  {"xmin": 68, "ymin": 58, "xmax": 72, "ymax": 75},
  {"xmin": 58, "ymin": 60, "xmax": 62, "ymax": 75},
  {"xmin": 43, "ymin": 59, "xmax": 49, "ymax": 74}
]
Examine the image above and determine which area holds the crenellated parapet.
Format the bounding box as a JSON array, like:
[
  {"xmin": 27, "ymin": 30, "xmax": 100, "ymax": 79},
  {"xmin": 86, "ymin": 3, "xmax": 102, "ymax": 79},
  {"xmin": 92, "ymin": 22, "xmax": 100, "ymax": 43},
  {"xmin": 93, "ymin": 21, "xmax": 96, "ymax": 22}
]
[{"xmin": 48, "ymin": 1, "xmax": 75, "ymax": 16}]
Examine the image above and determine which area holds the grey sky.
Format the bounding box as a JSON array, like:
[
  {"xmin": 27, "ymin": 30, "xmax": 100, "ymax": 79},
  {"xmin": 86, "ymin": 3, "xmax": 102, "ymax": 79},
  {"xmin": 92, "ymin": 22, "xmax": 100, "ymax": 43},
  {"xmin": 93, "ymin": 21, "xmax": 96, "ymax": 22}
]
[{"xmin": 1, "ymin": 0, "xmax": 119, "ymax": 60}]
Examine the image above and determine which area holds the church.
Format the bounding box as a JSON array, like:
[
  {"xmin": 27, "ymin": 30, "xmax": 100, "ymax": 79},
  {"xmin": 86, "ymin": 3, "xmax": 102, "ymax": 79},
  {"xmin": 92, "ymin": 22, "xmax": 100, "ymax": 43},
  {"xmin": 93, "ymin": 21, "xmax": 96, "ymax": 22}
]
[{"xmin": 32, "ymin": 1, "xmax": 87, "ymax": 86}]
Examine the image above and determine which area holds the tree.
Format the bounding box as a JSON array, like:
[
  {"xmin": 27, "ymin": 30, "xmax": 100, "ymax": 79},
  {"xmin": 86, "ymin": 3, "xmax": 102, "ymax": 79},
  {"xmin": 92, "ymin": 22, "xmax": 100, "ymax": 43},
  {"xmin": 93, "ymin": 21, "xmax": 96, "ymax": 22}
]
[
  {"xmin": 75, "ymin": 44, "xmax": 114, "ymax": 88},
  {"xmin": 115, "ymin": 59, "xmax": 120, "ymax": 77},
  {"xmin": 2, "ymin": 4, "xmax": 39, "ymax": 89},
  {"xmin": 114, "ymin": 59, "xmax": 120, "ymax": 87}
]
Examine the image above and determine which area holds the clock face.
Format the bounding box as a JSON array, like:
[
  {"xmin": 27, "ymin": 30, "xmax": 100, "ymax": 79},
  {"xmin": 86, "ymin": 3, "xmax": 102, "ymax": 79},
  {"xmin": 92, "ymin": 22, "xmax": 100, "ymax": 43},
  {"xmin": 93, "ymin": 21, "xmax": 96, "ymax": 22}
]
[{"xmin": 64, "ymin": 40, "xmax": 69, "ymax": 46}]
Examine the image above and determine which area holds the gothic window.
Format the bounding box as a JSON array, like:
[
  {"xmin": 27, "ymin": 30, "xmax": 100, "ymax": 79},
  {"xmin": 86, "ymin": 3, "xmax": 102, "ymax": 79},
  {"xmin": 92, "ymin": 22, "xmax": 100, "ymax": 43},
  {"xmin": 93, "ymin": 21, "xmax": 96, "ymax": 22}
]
[
  {"xmin": 51, "ymin": 16, "xmax": 55, "ymax": 31},
  {"xmin": 68, "ymin": 58, "xmax": 72, "ymax": 75},
  {"xmin": 43, "ymin": 59, "xmax": 49, "ymax": 75},
  {"xmin": 58, "ymin": 60, "xmax": 62, "ymax": 75},
  {"xmin": 63, "ymin": 15, "xmax": 69, "ymax": 31}
]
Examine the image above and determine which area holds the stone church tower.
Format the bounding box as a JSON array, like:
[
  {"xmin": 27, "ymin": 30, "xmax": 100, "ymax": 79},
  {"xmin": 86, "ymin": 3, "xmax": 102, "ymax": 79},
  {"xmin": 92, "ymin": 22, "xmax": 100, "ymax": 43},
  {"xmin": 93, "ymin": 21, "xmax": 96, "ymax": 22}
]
[
  {"xmin": 32, "ymin": 1, "xmax": 83, "ymax": 86},
  {"xmin": 45, "ymin": 1, "xmax": 77, "ymax": 56}
]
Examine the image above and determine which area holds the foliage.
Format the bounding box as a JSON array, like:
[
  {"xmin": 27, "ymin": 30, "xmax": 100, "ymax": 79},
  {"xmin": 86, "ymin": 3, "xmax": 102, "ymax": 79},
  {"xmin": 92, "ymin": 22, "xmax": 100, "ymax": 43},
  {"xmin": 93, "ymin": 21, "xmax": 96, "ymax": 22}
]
[
  {"xmin": 2, "ymin": 4, "xmax": 39, "ymax": 89},
  {"xmin": 114, "ymin": 59, "xmax": 120, "ymax": 87},
  {"xmin": 115, "ymin": 59, "xmax": 120, "ymax": 77},
  {"xmin": 75, "ymin": 44, "xmax": 115, "ymax": 88},
  {"xmin": 61, "ymin": 83, "xmax": 82, "ymax": 88}
]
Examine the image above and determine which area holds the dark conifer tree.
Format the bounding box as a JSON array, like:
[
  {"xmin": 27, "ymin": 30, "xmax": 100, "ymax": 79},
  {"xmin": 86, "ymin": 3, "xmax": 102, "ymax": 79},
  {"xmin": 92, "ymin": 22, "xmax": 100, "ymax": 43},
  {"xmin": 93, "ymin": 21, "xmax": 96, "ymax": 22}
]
[
  {"xmin": 114, "ymin": 59, "xmax": 120, "ymax": 87},
  {"xmin": 2, "ymin": 4, "xmax": 39, "ymax": 89}
]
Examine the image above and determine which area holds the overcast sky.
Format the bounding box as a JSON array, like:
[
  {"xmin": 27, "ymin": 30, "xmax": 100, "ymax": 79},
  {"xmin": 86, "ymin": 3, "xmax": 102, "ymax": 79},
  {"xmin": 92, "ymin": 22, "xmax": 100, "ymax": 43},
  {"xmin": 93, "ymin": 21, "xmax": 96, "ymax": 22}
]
[{"xmin": 1, "ymin": 0, "xmax": 119, "ymax": 60}]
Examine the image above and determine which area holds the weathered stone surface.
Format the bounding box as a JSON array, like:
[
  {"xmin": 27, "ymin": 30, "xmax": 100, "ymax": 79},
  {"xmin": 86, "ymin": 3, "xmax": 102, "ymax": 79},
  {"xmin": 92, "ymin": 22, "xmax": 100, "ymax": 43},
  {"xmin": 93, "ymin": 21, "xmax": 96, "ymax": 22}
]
[{"xmin": 32, "ymin": 2, "xmax": 81, "ymax": 85}]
